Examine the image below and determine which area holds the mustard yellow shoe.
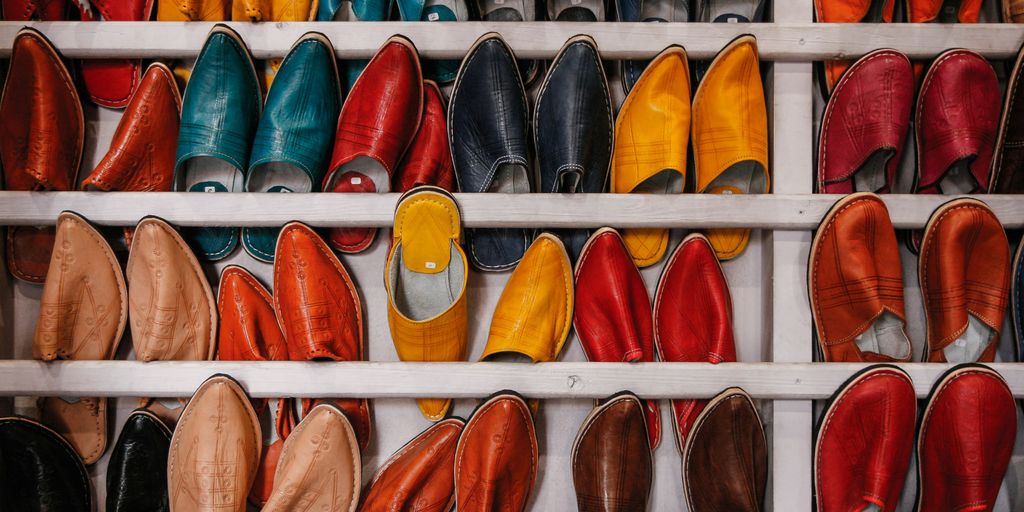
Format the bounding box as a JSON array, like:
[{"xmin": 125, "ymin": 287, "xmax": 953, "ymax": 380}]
[
  {"xmin": 231, "ymin": 1, "xmax": 319, "ymax": 88},
  {"xmin": 385, "ymin": 186, "xmax": 469, "ymax": 421},
  {"xmin": 611, "ymin": 46, "xmax": 690, "ymax": 268},
  {"xmin": 692, "ymin": 35, "xmax": 769, "ymax": 260},
  {"xmin": 157, "ymin": 0, "xmax": 230, "ymax": 20}
]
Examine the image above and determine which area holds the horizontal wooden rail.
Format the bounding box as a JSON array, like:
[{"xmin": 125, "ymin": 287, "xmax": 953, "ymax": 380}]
[
  {"xmin": 0, "ymin": 192, "xmax": 1021, "ymax": 229},
  {"xmin": 0, "ymin": 22, "xmax": 1020, "ymax": 60},
  {"xmin": 0, "ymin": 361, "xmax": 1020, "ymax": 399}
]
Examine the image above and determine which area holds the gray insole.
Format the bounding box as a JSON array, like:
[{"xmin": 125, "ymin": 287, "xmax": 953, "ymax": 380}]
[
  {"xmin": 328, "ymin": 155, "xmax": 391, "ymax": 193},
  {"xmin": 389, "ymin": 243, "xmax": 465, "ymax": 321},
  {"xmin": 633, "ymin": 168, "xmax": 683, "ymax": 195},
  {"xmin": 425, "ymin": 0, "xmax": 470, "ymax": 19},
  {"xmin": 178, "ymin": 156, "xmax": 244, "ymax": 192},
  {"xmin": 852, "ymin": 149, "xmax": 892, "ymax": 193},
  {"xmin": 484, "ymin": 352, "xmax": 534, "ymax": 363},
  {"xmin": 641, "ymin": 0, "xmax": 690, "ymax": 22},
  {"xmin": 490, "ymin": 163, "xmax": 531, "ymax": 194},
  {"xmin": 700, "ymin": 0, "xmax": 757, "ymax": 21},
  {"xmin": 704, "ymin": 161, "xmax": 766, "ymax": 194},
  {"xmin": 478, "ymin": 0, "xmax": 532, "ymax": 20},
  {"xmin": 548, "ymin": 0, "xmax": 604, "ymax": 20},
  {"xmin": 936, "ymin": 159, "xmax": 979, "ymax": 194},
  {"xmin": 329, "ymin": 0, "xmax": 357, "ymax": 20},
  {"xmin": 247, "ymin": 162, "xmax": 312, "ymax": 193},
  {"xmin": 854, "ymin": 311, "xmax": 911, "ymax": 360},
  {"xmin": 943, "ymin": 313, "xmax": 995, "ymax": 363}
]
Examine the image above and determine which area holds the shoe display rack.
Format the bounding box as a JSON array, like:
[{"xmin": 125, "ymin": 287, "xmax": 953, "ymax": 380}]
[{"xmin": 1, "ymin": 1, "xmax": 1024, "ymax": 510}]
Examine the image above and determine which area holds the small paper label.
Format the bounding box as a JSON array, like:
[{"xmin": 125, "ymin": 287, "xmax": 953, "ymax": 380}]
[
  {"xmin": 204, "ymin": 186, "xmax": 216, "ymax": 193},
  {"xmin": 428, "ymin": 12, "xmax": 440, "ymax": 20},
  {"xmin": 425, "ymin": 261, "xmax": 437, "ymax": 269},
  {"xmin": 351, "ymin": 177, "xmax": 362, "ymax": 185},
  {"xmin": 728, "ymin": 17, "xmax": 738, "ymax": 23}
]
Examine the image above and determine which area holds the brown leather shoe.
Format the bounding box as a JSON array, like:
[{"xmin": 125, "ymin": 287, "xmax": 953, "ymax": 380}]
[
  {"xmin": 33, "ymin": 211, "xmax": 127, "ymax": 464},
  {"xmin": 682, "ymin": 387, "xmax": 767, "ymax": 512},
  {"xmin": 168, "ymin": 375, "xmax": 261, "ymax": 512},
  {"xmin": 262, "ymin": 403, "xmax": 361, "ymax": 512},
  {"xmin": 572, "ymin": 393, "xmax": 651, "ymax": 512},
  {"xmin": 809, "ymin": 193, "xmax": 912, "ymax": 362},
  {"xmin": 361, "ymin": 418, "xmax": 465, "ymax": 511},
  {"xmin": 990, "ymin": 41, "xmax": 1024, "ymax": 193},
  {"xmin": 455, "ymin": 393, "xmax": 538, "ymax": 512},
  {"xmin": 919, "ymin": 198, "xmax": 1010, "ymax": 363},
  {"xmin": 0, "ymin": 28, "xmax": 84, "ymax": 283}
]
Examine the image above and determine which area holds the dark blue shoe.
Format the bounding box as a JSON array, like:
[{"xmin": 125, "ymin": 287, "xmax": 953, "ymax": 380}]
[
  {"xmin": 617, "ymin": 0, "xmax": 691, "ymax": 93},
  {"xmin": 1013, "ymin": 236, "xmax": 1024, "ymax": 360},
  {"xmin": 693, "ymin": 0, "xmax": 765, "ymax": 82}
]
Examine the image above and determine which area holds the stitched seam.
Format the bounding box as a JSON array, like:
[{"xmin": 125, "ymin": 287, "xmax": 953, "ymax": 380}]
[{"xmin": 455, "ymin": 398, "xmax": 537, "ymax": 505}]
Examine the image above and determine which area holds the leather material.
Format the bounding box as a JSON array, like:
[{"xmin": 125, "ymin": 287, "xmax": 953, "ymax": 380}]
[
  {"xmin": 809, "ymin": 193, "xmax": 911, "ymax": 362},
  {"xmin": 243, "ymin": 33, "xmax": 342, "ymax": 263},
  {"xmin": 814, "ymin": 365, "xmax": 915, "ymax": 512},
  {"xmin": 77, "ymin": 0, "xmax": 153, "ymax": 108},
  {"xmin": 106, "ymin": 410, "xmax": 172, "ymax": 512},
  {"xmin": 917, "ymin": 364, "xmax": 1017, "ymax": 512},
  {"xmin": 1007, "ymin": 0, "xmax": 1024, "ymax": 21},
  {"xmin": 572, "ymin": 393, "xmax": 652, "ymax": 512},
  {"xmin": 919, "ymin": 199, "xmax": 1010, "ymax": 363},
  {"xmin": 360, "ymin": 418, "xmax": 465, "ymax": 511},
  {"xmin": 611, "ymin": 46, "xmax": 688, "ymax": 268},
  {"xmin": 157, "ymin": 0, "xmax": 228, "ymax": 19},
  {"xmin": 449, "ymin": 33, "xmax": 533, "ymax": 271},
  {"xmin": 654, "ymin": 233, "xmax": 736, "ymax": 447},
  {"xmin": 231, "ymin": 0, "xmax": 315, "ymax": 20},
  {"xmin": 573, "ymin": 228, "xmax": 660, "ymax": 448},
  {"xmin": 907, "ymin": 0, "xmax": 981, "ymax": 22},
  {"xmin": 817, "ymin": 49, "xmax": 913, "ymax": 194},
  {"xmin": 168, "ymin": 375, "xmax": 261, "ymax": 512},
  {"xmin": 127, "ymin": 217, "xmax": 216, "ymax": 362},
  {"xmin": 1, "ymin": 0, "xmax": 67, "ymax": 19},
  {"xmin": 1014, "ymin": 238, "xmax": 1024, "ymax": 359},
  {"xmin": 616, "ymin": 0, "xmax": 690, "ymax": 94},
  {"xmin": 0, "ymin": 416, "xmax": 90, "ymax": 512},
  {"xmin": 262, "ymin": 404, "xmax": 361, "ymax": 512},
  {"xmin": 989, "ymin": 42, "xmax": 1024, "ymax": 194},
  {"xmin": 682, "ymin": 387, "xmax": 767, "ymax": 512},
  {"xmin": 0, "ymin": 28, "xmax": 83, "ymax": 283},
  {"xmin": 534, "ymin": 36, "xmax": 612, "ymax": 261},
  {"xmin": 693, "ymin": 35, "xmax": 769, "ymax": 261},
  {"xmin": 273, "ymin": 222, "xmax": 372, "ymax": 448},
  {"xmin": 33, "ymin": 212, "xmax": 127, "ymax": 465},
  {"xmin": 318, "ymin": 0, "xmax": 389, "ymax": 19},
  {"xmin": 813, "ymin": 0, "xmax": 894, "ymax": 93},
  {"xmin": 174, "ymin": 25, "xmax": 261, "ymax": 261},
  {"xmin": 455, "ymin": 393, "xmax": 538, "ymax": 511},
  {"xmin": 385, "ymin": 187, "xmax": 468, "ymax": 420},
  {"xmin": 326, "ymin": 36, "xmax": 423, "ymax": 254},
  {"xmin": 394, "ymin": 80, "xmax": 456, "ymax": 193}
]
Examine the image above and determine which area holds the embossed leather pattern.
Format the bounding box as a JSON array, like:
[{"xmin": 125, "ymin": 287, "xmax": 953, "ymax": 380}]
[
  {"xmin": 990, "ymin": 42, "xmax": 1024, "ymax": 194},
  {"xmin": 1007, "ymin": 0, "xmax": 1024, "ymax": 21},
  {"xmin": 1, "ymin": 0, "xmax": 67, "ymax": 19},
  {"xmin": 107, "ymin": 410, "xmax": 172, "ymax": 512},
  {"xmin": 156, "ymin": 0, "xmax": 229, "ymax": 20},
  {"xmin": 0, "ymin": 416, "xmax": 91, "ymax": 512},
  {"xmin": 394, "ymin": 80, "xmax": 456, "ymax": 194},
  {"xmin": 76, "ymin": 0, "xmax": 153, "ymax": 108},
  {"xmin": 361, "ymin": 418, "xmax": 465, "ymax": 511},
  {"xmin": 814, "ymin": 0, "xmax": 895, "ymax": 94},
  {"xmin": 572, "ymin": 393, "xmax": 652, "ymax": 512},
  {"xmin": 814, "ymin": 365, "xmax": 915, "ymax": 512}
]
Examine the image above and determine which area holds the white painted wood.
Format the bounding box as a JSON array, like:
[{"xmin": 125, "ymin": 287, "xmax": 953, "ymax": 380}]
[
  {"xmin": 0, "ymin": 21, "xmax": 1021, "ymax": 60},
  {"xmin": 2, "ymin": 191, "xmax": 1023, "ymax": 229}
]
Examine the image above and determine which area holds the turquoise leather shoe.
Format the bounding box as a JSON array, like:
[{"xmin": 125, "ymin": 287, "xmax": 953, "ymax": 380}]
[
  {"xmin": 242, "ymin": 33, "xmax": 342, "ymax": 263},
  {"xmin": 174, "ymin": 24, "xmax": 261, "ymax": 261},
  {"xmin": 319, "ymin": 0, "xmax": 392, "ymax": 92},
  {"xmin": 420, "ymin": 0, "xmax": 469, "ymax": 83}
]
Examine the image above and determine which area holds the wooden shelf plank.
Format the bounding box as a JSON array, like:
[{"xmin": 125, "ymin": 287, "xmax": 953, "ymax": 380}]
[
  {"xmin": 0, "ymin": 361, "xmax": 1020, "ymax": 399},
  {"xmin": 0, "ymin": 22, "xmax": 1020, "ymax": 60}
]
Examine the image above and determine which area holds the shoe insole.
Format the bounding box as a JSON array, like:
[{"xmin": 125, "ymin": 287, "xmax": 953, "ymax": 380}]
[
  {"xmin": 704, "ymin": 161, "xmax": 766, "ymax": 195},
  {"xmin": 936, "ymin": 159, "xmax": 979, "ymax": 194},
  {"xmin": 329, "ymin": 0, "xmax": 360, "ymax": 19},
  {"xmin": 854, "ymin": 311, "xmax": 911, "ymax": 360},
  {"xmin": 632, "ymin": 168, "xmax": 683, "ymax": 195},
  {"xmin": 943, "ymin": 313, "xmax": 995, "ymax": 363},
  {"xmin": 556, "ymin": 170, "xmax": 582, "ymax": 193},
  {"xmin": 424, "ymin": 0, "xmax": 469, "ymax": 20},
  {"xmin": 641, "ymin": 0, "xmax": 690, "ymax": 22},
  {"xmin": 247, "ymin": 162, "xmax": 312, "ymax": 193},
  {"xmin": 851, "ymin": 149, "xmax": 893, "ymax": 193},
  {"xmin": 549, "ymin": 0, "xmax": 604, "ymax": 20},
  {"xmin": 478, "ymin": 0, "xmax": 530, "ymax": 20},
  {"xmin": 389, "ymin": 243, "xmax": 465, "ymax": 321},
  {"xmin": 327, "ymin": 156, "xmax": 391, "ymax": 194},
  {"xmin": 490, "ymin": 162, "xmax": 531, "ymax": 194},
  {"xmin": 702, "ymin": 0, "xmax": 758, "ymax": 21},
  {"xmin": 179, "ymin": 156, "xmax": 244, "ymax": 193},
  {"xmin": 937, "ymin": 0, "xmax": 962, "ymax": 22},
  {"xmin": 484, "ymin": 352, "xmax": 534, "ymax": 363}
]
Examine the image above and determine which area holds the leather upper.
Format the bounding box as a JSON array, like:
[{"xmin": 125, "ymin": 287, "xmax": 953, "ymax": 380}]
[
  {"xmin": 907, "ymin": 0, "xmax": 981, "ymax": 22},
  {"xmin": 318, "ymin": 0, "xmax": 390, "ymax": 20},
  {"xmin": 156, "ymin": 0, "xmax": 229, "ymax": 19},
  {"xmin": 810, "ymin": 193, "xmax": 911, "ymax": 362},
  {"xmin": 817, "ymin": 49, "xmax": 913, "ymax": 194},
  {"xmin": 455, "ymin": 394, "xmax": 538, "ymax": 512},
  {"xmin": 231, "ymin": 0, "xmax": 315, "ymax": 20},
  {"xmin": 814, "ymin": 0, "xmax": 895, "ymax": 93},
  {"xmin": 655, "ymin": 234, "xmax": 736, "ymax": 447},
  {"xmin": 990, "ymin": 42, "xmax": 1024, "ymax": 194},
  {"xmin": 2, "ymin": 0, "xmax": 67, "ymax": 19},
  {"xmin": 168, "ymin": 375, "xmax": 261, "ymax": 512},
  {"xmin": 77, "ymin": 0, "xmax": 153, "ymax": 108},
  {"xmin": 449, "ymin": 33, "xmax": 533, "ymax": 270},
  {"xmin": 394, "ymin": 80, "xmax": 456, "ymax": 193},
  {"xmin": 361, "ymin": 418, "xmax": 465, "ymax": 511},
  {"xmin": 683, "ymin": 387, "xmax": 767, "ymax": 512},
  {"xmin": 0, "ymin": 416, "xmax": 90, "ymax": 512},
  {"xmin": 127, "ymin": 217, "xmax": 216, "ymax": 361},
  {"xmin": 1008, "ymin": 0, "xmax": 1024, "ymax": 21},
  {"xmin": 572, "ymin": 394, "xmax": 652, "ymax": 512},
  {"xmin": 919, "ymin": 199, "xmax": 1009, "ymax": 363},
  {"xmin": 814, "ymin": 365, "xmax": 916, "ymax": 512},
  {"xmin": 917, "ymin": 365, "xmax": 1017, "ymax": 511},
  {"xmin": 1015, "ymin": 238, "xmax": 1024, "ymax": 359},
  {"xmin": 573, "ymin": 228, "xmax": 660, "ymax": 448},
  {"xmin": 107, "ymin": 410, "xmax": 172, "ymax": 512}
]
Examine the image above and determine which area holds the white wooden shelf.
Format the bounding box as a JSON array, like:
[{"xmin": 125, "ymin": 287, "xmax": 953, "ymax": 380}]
[
  {"xmin": 1, "ymin": 361, "xmax": 1021, "ymax": 399},
  {"xmin": 1, "ymin": 192, "xmax": 1023, "ymax": 229},
  {"xmin": 0, "ymin": 21, "xmax": 1021, "ymax": 60}
]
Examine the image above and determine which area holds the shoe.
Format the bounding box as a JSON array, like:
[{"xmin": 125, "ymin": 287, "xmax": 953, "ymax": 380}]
[
  {"xmin": 174, "ymin": 24, "xmax": 261, "ymax": 261},
  {"xmin": 809, "ymin": 193, "xmax": 911, "ymax": 362},
  {"xmin": 617, "ymin": 0, "xmax": 691, "ymax": 93},
  {"xmin": 693, "ymin": 35, "xmax": 769, "ymax": 260},
  {"xmin": 231, "ymin": 1, "xmax": 316, "ymax": 88},
  {"xmin": 385, "ymin": 187, "xmax": 469, "ymax": 420},
  {"xmin": 394, "ymin": 81, "xmax": 457, "ymax": 193},
  {"xmin": 157, "ymin": 0, "xmax": 229, "ymax": 19},
  {"xmin": 572, "ymin": 393, "xmax": 652, "ymax": 512},
  {"xmin": 106, "ymin": 410, "xmax": 172, "ymax": 512},
  {"xmin": 1013, "ymin": 237, "xmax": 1024, "ymax": 360},
  {"xmin": 535, "ymin": 36, "xmax": 613, "ymax": 261},
  {"xmin": 1007, "ymin": 0, "xmax": 1024, "ymax": 21},
  {"xmin": 817, "ymin": 49, "xmax": 913, "ymax": 194},
  {"xmin": 0, "ymin": 28, "xmax": 83, "ymax": 283},
  {"xmin": 33, "ymin": 212, "xmax": 127, "ymax": 465},
  {"xmin": 0, "ymin": 416, "xmax": 90, "ymax": 512},
  {"xmin": 361, "ymin": 418, "xmax": 465, "ymax": 511},
  {"xmin": 654, "ymin": 234, "xmax": 737, "ymax": 447},
  {"xmin": 681, "ymin": 387, "xmax": 767, "ymax": 512},
  {"xmin": 1, "ymin": 0, "xmax": 68, "ymax": 19},
  {"xmin": 273, "ymin": 222, "xmax": 372, "ymax": 448},
  {"xmin": 907, "ymin": 0, "xmax": 981, "ymax": 22},
  {"xmin": 450, "ymin": 33, "xmax": 534, "ymax": 271},
  {"xmin": 262, "ymin": 404, "xmax": 361, "ymax": 512},
  {"xmin": 814, "ymin": 365, "xmax": 916, "ymax": 512},
  {"xmin": 693, "ymin": 1, "xmax": 767, "ymax": 81},
  {"xmin": 813, "ymin": 0, "xmax": 895, "ymax": 96},
  {"xmin": 916, "ymin": 364, "xmax": 1017, "ymax": 511},
  {"xmin": 74, "ymin": 0, "xmax": 153, "ymax": 108},
  {"xmin": 611, "ymin": 46, "xmax": 689, "ymax": 268},
  {"xmin": 318, "ymin": 0, "xmax": 391, "ymax": 91},
  {"xmin": 990, "ymin": 41, "xmax": 1024, "ymax": 193},
  {"xmin": 474, "ymin": 0, "xmax": 541, "ymax": 86},
  {"xmin": 573, "ymin": 228, "xmax": 660, "ymax": 448},
  {"xmin": 547, "ymin": 0, "xmax": 604, "ymax": 19},
  {"xmin": 242, "ymin": 33, "xmax": 342, "ymax": 263},
  {"xmin": 919, "ymin": 198, "xmax": 1010, "ymax": 363},
  {"xmin": 402, "ymin": 0, "xmax": 470, "ymax": 84},
  {"xmin": 168, "ymin": 375, "xmax": 261, "ymax": 512},
  {"xmin": 454, "ymin": 393, "xmax": 538, "ymax": 512}
]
